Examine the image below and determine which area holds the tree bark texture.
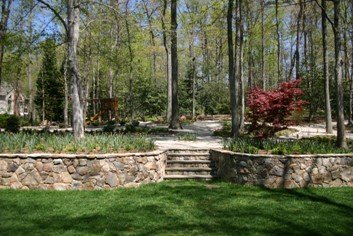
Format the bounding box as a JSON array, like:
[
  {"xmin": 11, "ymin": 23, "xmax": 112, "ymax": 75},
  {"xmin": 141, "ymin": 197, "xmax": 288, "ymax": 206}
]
[
  {"xmin": 333, "ymin": 0, "xmax": 347, "ymax": 148},
  {"xmin": 67, "ymin": 0, "xmax": 84, "ymax": 139},
  {"xmin": 321, "ymin": 0, "xmax": 333, "ymax": 133},
  {"xmin": 169, "ymin": 0, "xmax": 179, "ymax": 129},
  {"xmin": 228, "ymin": 0, "xmax": 239, "ymax": 138}
]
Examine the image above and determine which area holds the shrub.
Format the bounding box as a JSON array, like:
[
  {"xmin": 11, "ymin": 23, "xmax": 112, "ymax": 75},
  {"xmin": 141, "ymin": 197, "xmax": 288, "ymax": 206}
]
[
  {"xmin": 0, "ymin": 114, "xmax": 11, "ymax": 128},
  {"xmin": 119, "ymin": 119, "xmax": 127, "ymax": 126},
  {"xmin": 102, "ymin": 123, "xmax": 115, "ymax": 133},
  {"xmin": 178, "ymin": 133, "xmax": 197, "ymax": 141},
  {"xmin": 132, "ymin": 120, "xmax": 140, "ymax": 127},
  {"xmin": 5, "ymin": 115, "xmax": 20, "ymax": 133},
  {"xmin": 92, "ymin": 120, "xmax": 100, "ymax": 126},
  {"xmin": 247, "ymin": 79, "xmax": 306, "ymax": 131},
  {"xmin": 213, "ymin": 121, "xmax": 231, "ymax": 137},
  {"xmin": 124, "ymin": 124, "xmax": 136, "ymax": 133}
]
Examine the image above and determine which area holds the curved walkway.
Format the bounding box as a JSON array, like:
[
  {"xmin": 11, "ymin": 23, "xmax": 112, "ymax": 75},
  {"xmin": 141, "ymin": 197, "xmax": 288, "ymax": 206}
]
[{"xmin": 151, "ymin": 121, "xmax": 224, "ymax": 150}]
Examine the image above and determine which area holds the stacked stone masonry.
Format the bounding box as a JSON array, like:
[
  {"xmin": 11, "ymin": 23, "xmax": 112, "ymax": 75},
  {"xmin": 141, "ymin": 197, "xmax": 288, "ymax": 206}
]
[
  {"xmin": 0, "ymin": 152, "xmax": 167, "ymax": 190},
  {"xmin": 211, "ymin": 150, "xmax": 353, "ymax": 188},
  {"xmin": 1, "ymin": 149, "xmax": 353, "ymax": 189}
]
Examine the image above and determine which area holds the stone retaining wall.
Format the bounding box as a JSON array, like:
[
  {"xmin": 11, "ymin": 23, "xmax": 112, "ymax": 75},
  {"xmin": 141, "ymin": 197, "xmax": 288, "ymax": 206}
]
[
  {"xmin": 210, "ymin": 150, "xmax": 353, "ymax": 188},
  {"xmin": 0, "ymin": 152, "xmax": 167, "ymax": 190}
]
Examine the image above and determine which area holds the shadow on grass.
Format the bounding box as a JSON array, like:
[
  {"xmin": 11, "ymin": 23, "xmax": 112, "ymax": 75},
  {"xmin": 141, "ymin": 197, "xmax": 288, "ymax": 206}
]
[{"xmin": 0, "ymin": 181, "xmax": 352, "ymax": 235}]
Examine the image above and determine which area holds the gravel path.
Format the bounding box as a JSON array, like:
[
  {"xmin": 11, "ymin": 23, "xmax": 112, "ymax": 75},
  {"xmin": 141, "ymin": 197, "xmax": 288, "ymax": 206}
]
[
  {"xmin": 151, "ymin": 121, "xmax": 224, "ymax": 150},
  {"xmin": 288, "ymin": 122, "xmax": 353, "ymax": 139}
]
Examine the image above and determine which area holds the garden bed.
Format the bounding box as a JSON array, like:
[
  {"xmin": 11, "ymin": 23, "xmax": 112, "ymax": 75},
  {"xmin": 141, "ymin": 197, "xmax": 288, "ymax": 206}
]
[
  {"xmin": 224, "ymin": 136, "xmax": 353, "ymax": 155},
  {"xmin": 0, "ymin": 133, "xmax": 155, "ymax": 154}
]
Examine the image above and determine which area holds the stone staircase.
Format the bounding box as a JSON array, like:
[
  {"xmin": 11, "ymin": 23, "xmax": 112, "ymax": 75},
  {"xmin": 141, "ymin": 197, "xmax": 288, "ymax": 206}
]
[{"xmin": 164, "ymin": 149, "xmax": 215, "ymax": 180}]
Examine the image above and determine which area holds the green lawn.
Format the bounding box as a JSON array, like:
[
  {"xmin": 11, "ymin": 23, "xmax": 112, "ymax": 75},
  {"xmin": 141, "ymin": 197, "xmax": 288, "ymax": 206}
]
[{"xmin": 0, "ymin": 181, "xmax": 352, "ymax": 235}]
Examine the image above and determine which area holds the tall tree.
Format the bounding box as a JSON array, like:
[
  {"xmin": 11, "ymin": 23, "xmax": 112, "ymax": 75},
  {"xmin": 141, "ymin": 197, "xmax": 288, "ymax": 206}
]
[
  {"xmin": 0, "ymin": 0, "xmax": 13, "ymax": 86},
  {"xmin": 228, "ymin": 0, "xmax": 239, "ymax": 138},
  {"xmin": 275, "ymin": 0, "xmax": 281, "ymax": 82},
  {"xmin": 35, "ymin": 38, "xmax": 64, "ymax": 122},
  {"xmin": 260, "ymin": 0, "xmax": 266, "ymax": 90},
  {"xmin": 161, "ymin": 0, "xmax": 172, "ymax": 123},
  {"xmin": 333, "ymin": 0, "xmax": 347, "ymax": 148},
  {"xmin": 321, "ymin": 0, "xmax": 333, "ymax": 133},
  {"xmin": 237, "ymin": 0, "xmax": 245, "ymax": 130},
  {"xmin": 169, "ymin": 0, "xmax": 179, "ymax": 129},
  {"xmin": 67, "ymin": 0, "xmax": 84, "ymax": 139}
]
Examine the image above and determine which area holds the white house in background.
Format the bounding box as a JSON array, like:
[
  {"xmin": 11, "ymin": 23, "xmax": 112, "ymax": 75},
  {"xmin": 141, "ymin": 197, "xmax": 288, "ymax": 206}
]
[{"xmin": 0, "ymin": 82, "xmax": 27, "ymax": 115}]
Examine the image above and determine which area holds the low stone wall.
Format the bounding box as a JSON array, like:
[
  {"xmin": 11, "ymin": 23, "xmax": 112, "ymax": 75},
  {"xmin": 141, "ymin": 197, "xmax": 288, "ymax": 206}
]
[
  {"xmin": 0, "ymin": 151, "xmax": 167, "ymax": 190},
  {"xmin": 210, "ymin": 150, "xmax": 353, "ymax": 188}
]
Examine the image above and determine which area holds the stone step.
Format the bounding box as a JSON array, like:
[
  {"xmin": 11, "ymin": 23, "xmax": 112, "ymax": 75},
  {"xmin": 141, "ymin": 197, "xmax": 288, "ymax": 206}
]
[
  {"xmin": 166, "ymin": 160, "xmax": 213, "ymax": 168},
  {"xmin": 167, "ymin": 155, "xmax": 211, "ymax": 161},
  {"xmin": 168, "ymin": 149, "xmax": 209, "ymax": 154},
  {"xmin": 167, "ymin": 152, "xmax": 210, "ymax": 156},
  {"xmin": 165, "ymin": 167, "xmax": 213, "ymax": 176},
  {"xmin": 166, "ymin": 170, "xmax": 213, "ymax": 175},
  {"xmin": 166, "ymin": 167, "xmax": 212, "ymax": 171},
  {"xmin": 164, "ymin": 175, "xmax": 214, "ymax": 180},
  {"xmin": 167, "ymin": 160, "xmax": 212, "ymax": 164}
]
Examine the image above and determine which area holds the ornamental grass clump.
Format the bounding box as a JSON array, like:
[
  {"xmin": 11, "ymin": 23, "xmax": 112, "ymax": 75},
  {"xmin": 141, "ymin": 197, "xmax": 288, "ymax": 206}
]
[{"xmin": 0, "ymin": 133, "xmax": 155, "ymax": 153}]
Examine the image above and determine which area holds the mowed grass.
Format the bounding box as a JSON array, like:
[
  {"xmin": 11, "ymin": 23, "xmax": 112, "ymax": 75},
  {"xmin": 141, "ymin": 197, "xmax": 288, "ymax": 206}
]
[{"xmin": 0, "ymin": 181, "xmax": 352, "ymax": 235}]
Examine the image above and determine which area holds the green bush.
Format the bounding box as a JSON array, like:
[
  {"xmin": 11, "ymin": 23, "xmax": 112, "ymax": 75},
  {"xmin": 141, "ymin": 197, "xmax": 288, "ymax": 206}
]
[
  {"xmin": 92, "ymin": 120, "xmax": 100, "ymax": 126},
  {"xmin": 132, "ymin": 120, "xmax": 140, "ymax": 127},
  {"xmin": 213, "ymin": 121, "xmax": 231, "ymax": 137},
  {"xmin": 0, "ymin": 114, "xmax": 11, "ymax": 128},
  {"xmin": 124, "ymin": 124, "xmax": 136, "ymax": 133},
  {"xmin": 5, "ymin": 115, "xmax": 20, "ymax": 133},
  {"xmin": 119, "ymin": 119, "xmax": 127, "ymax": 126},
  {"xmin": 178, "ymin": 133, "xmax": 197, "ymax": 141},
  {"xmin": 102, "ymin": 123, "xmax": 115, "ymax": 133}
]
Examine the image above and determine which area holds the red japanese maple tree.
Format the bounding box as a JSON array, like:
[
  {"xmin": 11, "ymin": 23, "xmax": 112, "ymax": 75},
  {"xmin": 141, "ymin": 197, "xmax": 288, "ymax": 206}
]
[{"xmin": 247, "ymin": 79, "xmax": 306, "ymax": 130}]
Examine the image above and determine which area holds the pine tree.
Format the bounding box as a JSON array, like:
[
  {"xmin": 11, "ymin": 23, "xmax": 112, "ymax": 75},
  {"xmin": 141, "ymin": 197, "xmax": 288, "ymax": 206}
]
[{"xmin": 35, "ymin": 38, "xmax": 64, "ymax": 122}]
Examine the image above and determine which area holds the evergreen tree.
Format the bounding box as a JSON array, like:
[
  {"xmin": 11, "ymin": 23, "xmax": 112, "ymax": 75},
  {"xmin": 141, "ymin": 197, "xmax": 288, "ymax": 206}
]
[{"xmin": 35, "ymin": 38, "xmax": 64, "ymax": 122}]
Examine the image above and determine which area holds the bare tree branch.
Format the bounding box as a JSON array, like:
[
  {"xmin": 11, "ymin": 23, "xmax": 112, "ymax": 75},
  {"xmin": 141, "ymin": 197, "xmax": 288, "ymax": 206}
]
[
  {"xmin": 314, "ymin": 0, "xmax": 335, "ymax": 28},
  {"xmin": 37, "ymin": 0, "xmax": 68, "ymax": 34}
]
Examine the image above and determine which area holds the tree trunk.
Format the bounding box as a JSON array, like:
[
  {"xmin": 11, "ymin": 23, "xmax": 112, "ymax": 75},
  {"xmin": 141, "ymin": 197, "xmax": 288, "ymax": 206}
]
[
  {"xmin": 343, "ymin": 2, "xmax": 351, "ymax": 125},
  {"xmin": 275, "ymin": 0, "xmax": 281, "ymax": 83},
  {"xmin": 63, "ymin": 57, "xmax": 69, "ymax": 127},
  {"xmin": 0, "ymin": 0, "xmax": 12, "ymax": 86},
  {"xmin": 67, "ymin": 0, "xmax": 84, "ymax": 139},
  {"xmin": 169, "ymin": 0, "xmax": 179, "ymax": 129},
  {"xmin": 238, "ymin": 0, "xmax": 245, "ymax": 131},
  {"xmin": 13, "ymin": 67, "xmax": 20, "ymax": 117},
  {"xmin": 162, "ymin": 0, "xmax": 172, "ymax": 123},
  {"xmin": 27, "ymin": 58, "xmax": 34, "ymax": 122},
  {"xmin": 321, "ymin": 0, "xmax": 333, "ymax": 133},
  {"xmin": 333, "ymin": 0, "xmax": 347, "ymax": 148},
  {"xmin": 295, "ymin": 0, "xmax": 303, "ymax": 79},
  {"xmin": 124, "ymin": 1, "xmax": 134, "ymax": 120},
  {"xmin": 260, "ymin": 0, "xmax": 265, "ymax": 89},
  {"xmin": 228, "ymin": 0, "xmax": 239, "ymax": 138},
  {"xmin": 189, "ymin": 30, "xmax": 196, "ymax": 119},
  {"xmin": 350, "ymin": 1, "xmax": 353, "ymax": 126},
  {"xmin": 142, "ymin": 0, "xmax": 157, "ymax": 83}
]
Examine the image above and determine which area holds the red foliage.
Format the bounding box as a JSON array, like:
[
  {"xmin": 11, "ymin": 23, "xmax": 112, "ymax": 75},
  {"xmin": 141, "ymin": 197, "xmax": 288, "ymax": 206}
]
[{"xmin": 247, "ymin": 79, "xmax": 306, "ymax": 129}]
